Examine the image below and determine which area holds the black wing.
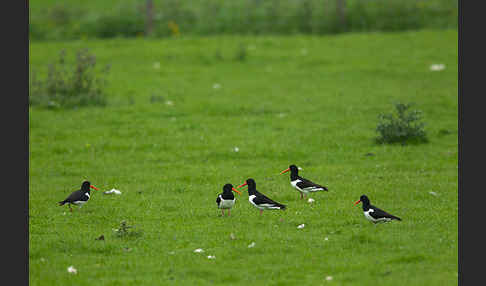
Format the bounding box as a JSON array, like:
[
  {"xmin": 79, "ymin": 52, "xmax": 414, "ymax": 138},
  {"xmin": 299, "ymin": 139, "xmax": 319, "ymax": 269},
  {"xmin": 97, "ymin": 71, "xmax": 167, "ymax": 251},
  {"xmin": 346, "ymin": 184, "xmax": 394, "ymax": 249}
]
[
  {"xmin": 221, "ymin": 192, "xmax": 235, "ymax": 200},
  {"xmin": 254, "ymin": 191, "xmax": 286, "ymax": 209},
  {"xmin": 369, "ymin": 205, "xmax": 401, "ymax": 221},
  {"xmin": 296, "ymin": 177, "xmax": 328, "ymax": 191},
  {"xmin": 63, "ymin": 189, "xmax": 84, "ymax": 203},
  {"xmin": 216, "ymin": 195, "xmax": 222, "ymax": 206}
]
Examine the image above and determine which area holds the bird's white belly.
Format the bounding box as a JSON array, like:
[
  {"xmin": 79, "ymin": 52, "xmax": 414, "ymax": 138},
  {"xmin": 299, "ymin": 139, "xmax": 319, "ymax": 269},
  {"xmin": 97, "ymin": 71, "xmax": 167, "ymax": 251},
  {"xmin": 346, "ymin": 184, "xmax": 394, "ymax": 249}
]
[
  {"xmin": 249, "ymin": 195, "xmax": 265, "ymax": 210},
  {"xmin": 290, "ymin": 180, "xmax": 305, "ymax": 193},
  {"xmin": 219, "ymin": 198, "xmax": 235, "ymax": 209},
  {"xmin": 364, "ymin": 209, "xmax": 391, "ymax": 223},
  {"xmin": 291, "ymin": 180, "xmax": 323, "ymax": 193},
  {"xmin": 249, "ymin": 195, "xmax": 280, "ymax": 210},
  {"xmin": 73, "ymin": 192, "xmax": 89, "ymax": 205}
]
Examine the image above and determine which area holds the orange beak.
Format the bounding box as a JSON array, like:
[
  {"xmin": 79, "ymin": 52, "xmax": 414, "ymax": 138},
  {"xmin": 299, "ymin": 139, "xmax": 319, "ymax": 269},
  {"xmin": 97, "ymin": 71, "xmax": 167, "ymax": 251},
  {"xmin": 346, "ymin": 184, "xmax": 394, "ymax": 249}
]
[
  {"xmin": 354, "ymin": 200, "xmax": 361, "ymax": 205},
  {"xmin": 280, "ymin": 168, "xmax": 290, "ymax": 175},
  {"xmin": 237, "ymin": 182, "xmax": 248, "ymax": 189},
  {"xmin": 232, "ymin": 187, "xmax": 242, "ymax": 195},
  {"xmin": 90, "ymin": 185, "xmax": 99, "ymax": 191}
]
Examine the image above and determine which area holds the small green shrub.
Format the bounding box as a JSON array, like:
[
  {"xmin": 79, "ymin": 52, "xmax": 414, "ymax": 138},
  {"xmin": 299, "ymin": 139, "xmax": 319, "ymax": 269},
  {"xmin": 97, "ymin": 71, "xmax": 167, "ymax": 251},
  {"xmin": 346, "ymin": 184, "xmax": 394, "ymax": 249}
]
[
  {"xmin": 234, "ymin": 44, "xmax": 248, "ymax": 62},
  {"xmin": 375, "ymin": 102, "xmax": 428, "ymax": 144},
  {"xmin": 29, "ymin": 49, "xmax": 110, "ymax": 109},
  {"xmin": 113, "ymin": 220, "xmax": 142, "ymax": 239}
]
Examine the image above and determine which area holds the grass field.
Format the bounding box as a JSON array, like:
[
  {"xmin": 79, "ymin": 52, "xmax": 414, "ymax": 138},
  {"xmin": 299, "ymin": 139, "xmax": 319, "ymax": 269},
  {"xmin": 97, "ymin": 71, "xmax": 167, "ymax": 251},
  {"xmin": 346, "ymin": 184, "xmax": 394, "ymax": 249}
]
[{"xmin": 29, "ymin": 29, "xmax": 458, "ymax": 285}]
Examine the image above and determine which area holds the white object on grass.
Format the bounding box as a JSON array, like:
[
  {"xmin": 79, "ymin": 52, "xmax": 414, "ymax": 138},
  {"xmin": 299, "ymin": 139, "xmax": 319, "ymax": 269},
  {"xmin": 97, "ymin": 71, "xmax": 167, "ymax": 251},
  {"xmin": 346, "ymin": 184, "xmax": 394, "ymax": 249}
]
[
  {"xmin": 104, "ymin": 189, "xmax": 122, "ymax": 195},
  {"xmin": 297, "ymin": 224, "xmax": 305, "ymax": 229},
  {"xmin": 248, "ymin": 242, "xmax": 256, "ymax": 248},
  {"xmin": 430, "ymin": 64, "xmax": 445, "ymax": 71},
  {"xmin": 193, "ymin": 248, "xmax": 204, "ymax": 253},
  {"xmin": 67, "ymin": 266, "xmax": 77, "ymax": 274}
]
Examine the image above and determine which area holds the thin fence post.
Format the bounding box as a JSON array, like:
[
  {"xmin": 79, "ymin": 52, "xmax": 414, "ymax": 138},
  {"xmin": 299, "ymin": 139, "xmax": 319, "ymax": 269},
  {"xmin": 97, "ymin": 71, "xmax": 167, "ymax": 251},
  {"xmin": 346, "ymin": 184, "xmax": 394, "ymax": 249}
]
[
  {"xmin": 145, "ymin": 0, "xmax": 154, "ymax": 36},
  {"xmin": 336, "ymin": 0, "xmax": 347, "ymax": 31}
]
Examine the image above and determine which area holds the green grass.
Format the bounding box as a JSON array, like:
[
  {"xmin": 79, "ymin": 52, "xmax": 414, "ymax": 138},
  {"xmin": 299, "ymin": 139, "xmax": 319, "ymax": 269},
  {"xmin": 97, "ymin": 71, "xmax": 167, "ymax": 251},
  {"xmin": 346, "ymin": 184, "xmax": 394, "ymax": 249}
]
[{"xmin": 29, "ymin": 29, "xmax": 458, "ymax": 285}]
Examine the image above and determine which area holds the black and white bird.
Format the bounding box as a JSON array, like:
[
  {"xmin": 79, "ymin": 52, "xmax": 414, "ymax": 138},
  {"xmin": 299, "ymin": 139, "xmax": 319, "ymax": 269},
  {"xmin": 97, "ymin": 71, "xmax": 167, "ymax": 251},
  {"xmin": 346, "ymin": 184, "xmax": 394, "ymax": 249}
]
[
  {"xmin": 280, "ymin": 164, "xmax": 328, "ymax": 199},
  {"xmin": 354, "ymin": 195, "xmax": 402, "ymax": 223},
  {"xmin": 216, "ymin": 183, "xmax": 241, "ymax": 216},
  {"xmin": 237, "ymin": 178, "xmax": 286, "ymax": 215},
  {"xmin": 58, "ymin": 181, "xmax": 99, "ymax": 212}
]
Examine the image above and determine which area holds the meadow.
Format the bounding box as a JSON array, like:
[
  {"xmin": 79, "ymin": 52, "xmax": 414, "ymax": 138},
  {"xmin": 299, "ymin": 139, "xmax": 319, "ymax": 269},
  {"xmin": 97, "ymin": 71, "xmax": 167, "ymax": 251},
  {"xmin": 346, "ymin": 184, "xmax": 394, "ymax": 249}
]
[{"xmin": 29, "ymin": 29, "xmax": 458, "ymax": 285}]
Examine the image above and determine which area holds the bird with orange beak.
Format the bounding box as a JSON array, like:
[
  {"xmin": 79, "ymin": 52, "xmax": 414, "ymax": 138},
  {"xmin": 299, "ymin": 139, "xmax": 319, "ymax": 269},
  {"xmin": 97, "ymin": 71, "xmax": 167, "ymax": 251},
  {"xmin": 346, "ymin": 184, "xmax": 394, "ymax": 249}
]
[
  {"xmin": 280, "ymin": 164, "xmax": 328, "ymax": 199},
  {"xmin": 58, "ymin": 181, "xmax": 99, "ymax": 212},
  {"xmin": 237, "ymin": 178, "xmax": 286, "ymax": 216},
  {"xmin": 216, "ymin": 183, "xmax": 241, "ymax": 216},
  {"xmin": 354, "ymin": 195, "xmax": 401, "ymax": 223}
]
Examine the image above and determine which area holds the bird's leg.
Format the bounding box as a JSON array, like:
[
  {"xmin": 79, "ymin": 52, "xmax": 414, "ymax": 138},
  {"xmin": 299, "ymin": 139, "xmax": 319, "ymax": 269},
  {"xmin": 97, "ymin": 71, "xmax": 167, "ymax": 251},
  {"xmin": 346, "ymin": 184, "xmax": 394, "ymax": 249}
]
[
  {"xmin": 260, "ymin": 210, "xmax": 263, "ymax": 216},
  {"xmin": 228, "ymin": 209, "xmax": 231, "ymax": 216},
  {"xmin": 300, "ymin": 192, "xmax": 303, "ymax": 199},
  {"xmin": 69, "ymin": 205, "xmax": 73, "ymax": 212},
  {"xmin": 221, "ymin": 209, "xmax": 225, "ymax": 216}
]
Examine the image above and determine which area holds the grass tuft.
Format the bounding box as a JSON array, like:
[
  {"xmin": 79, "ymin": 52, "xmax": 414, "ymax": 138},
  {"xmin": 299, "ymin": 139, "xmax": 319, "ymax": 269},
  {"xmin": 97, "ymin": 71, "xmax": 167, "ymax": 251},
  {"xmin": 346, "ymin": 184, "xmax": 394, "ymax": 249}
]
[{"xmin": 29, "ymin": 48, "xmax": 110, "ymax": 109}]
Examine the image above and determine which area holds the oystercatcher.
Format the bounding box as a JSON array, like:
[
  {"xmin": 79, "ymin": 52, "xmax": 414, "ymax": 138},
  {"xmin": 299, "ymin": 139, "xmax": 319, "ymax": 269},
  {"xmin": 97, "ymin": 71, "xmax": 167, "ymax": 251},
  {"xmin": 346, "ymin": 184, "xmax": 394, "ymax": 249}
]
[
  {"xmin": 58, "ymin": 181, "xmax": 99, "ymax": 212},
  {"xmin": 237, "ymin": 178, "xmax": 286, "ymax": 215},
  {"xmin": 280, "ymin": 164, "xmax": 328, "ymax": 199},
  {"xmin": 354, "ymin": 195, "xmax": 401, "ymax": 223},
  {"xmin": 216, "ymin": 183, "xmax": 241, "ymax": 216}
]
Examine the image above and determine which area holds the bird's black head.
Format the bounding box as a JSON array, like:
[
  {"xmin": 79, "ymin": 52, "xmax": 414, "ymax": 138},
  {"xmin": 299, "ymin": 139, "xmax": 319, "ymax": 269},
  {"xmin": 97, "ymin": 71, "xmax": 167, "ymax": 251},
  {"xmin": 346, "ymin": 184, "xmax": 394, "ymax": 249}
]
[
  {"xmin": 223, "ymin": 183, "xmax": 242, "ymax": 195},
  {"xmin": 360, "ymin": 195, "xmax": 370, "ymax": 205},
  {"xmin": 245, "ymin": 178, "xmax": 256, "ymax": 190},
  {"xmin": 81, "ymin": 181, "xmax": 91, "ymax": 190},
  {"xmin": 280, "ymin": 164, "xmax": 299, "ymax": 178},
  {"xmin": 223, "ymin": 183, "xmax": 234, "ymax": 194},
  {"xmin": 81, "ymin": 181, "xmax": 99, "ymax": 192},
  {"xmin": 355, "ymin": 195, "xmax": 370, "ymax": 207},
  {"xmin": 237, "ymin": 178, "xmax": 257, "ymax": 195},
  {"xmin": 289, "ymin": 165, "xmax": 299, "ymax": 174}
]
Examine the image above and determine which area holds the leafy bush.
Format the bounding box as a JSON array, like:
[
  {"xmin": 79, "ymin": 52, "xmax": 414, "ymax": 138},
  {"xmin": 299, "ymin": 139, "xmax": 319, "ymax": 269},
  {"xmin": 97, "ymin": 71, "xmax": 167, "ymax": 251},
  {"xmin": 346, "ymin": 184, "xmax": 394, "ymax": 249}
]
[
  {"xmin": 29, "ymin": 49, "xmax": 110, "ymax": 109},
  {"xmin": 375, "ymin": 103, "xmax": 428, "ymax": 144},
  {"xmin": 84, "ymin": 3, "xmax": 145, "ymax": 38}
]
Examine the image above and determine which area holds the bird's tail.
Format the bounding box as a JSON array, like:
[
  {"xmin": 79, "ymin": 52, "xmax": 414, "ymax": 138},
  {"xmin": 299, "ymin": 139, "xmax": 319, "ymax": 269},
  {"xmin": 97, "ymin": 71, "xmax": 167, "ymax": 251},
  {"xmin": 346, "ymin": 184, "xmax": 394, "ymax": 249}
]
[
  {"xmin": 315, "ymin": 184, "xmax": 328, "ymax": 191},
  {"xmin": 58, "ymin": 200, "xmax": 66, "ymax": 206},
  {"xmin": 278, "ymin": 203, "xmax": 286, "ymax": 210},
  {"xmin": 392, "ymin": 215, "xmax": 402, "ymax": 221}
]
